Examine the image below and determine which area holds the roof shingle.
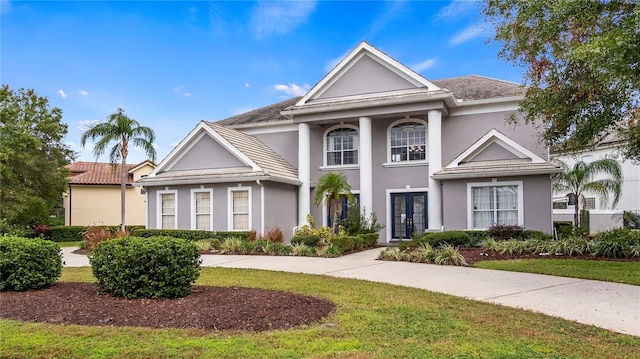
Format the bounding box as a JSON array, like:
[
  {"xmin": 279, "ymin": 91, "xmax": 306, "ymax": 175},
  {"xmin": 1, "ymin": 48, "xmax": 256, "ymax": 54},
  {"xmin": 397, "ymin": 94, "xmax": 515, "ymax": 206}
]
[{"xmin": 66, "ymin": 161, "xmax": 151, "ymax": 185}]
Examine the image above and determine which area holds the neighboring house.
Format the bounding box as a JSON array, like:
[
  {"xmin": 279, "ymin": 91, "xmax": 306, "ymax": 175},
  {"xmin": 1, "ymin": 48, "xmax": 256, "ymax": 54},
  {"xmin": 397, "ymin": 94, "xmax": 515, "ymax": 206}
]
[
  {"xmin": 63, "ymin": 160, "xmax": 155, "ymax": 226},
  {"xmin": 552, "ymin": 135, "xmax": 640, "ymax": 232},
  {"xmin": 135, "ymin": 42, "xmax": 562, "ymax": 242}
]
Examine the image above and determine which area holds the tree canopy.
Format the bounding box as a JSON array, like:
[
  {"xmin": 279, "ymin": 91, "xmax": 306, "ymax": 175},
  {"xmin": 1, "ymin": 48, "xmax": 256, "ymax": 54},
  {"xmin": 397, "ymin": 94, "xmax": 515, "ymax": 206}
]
[
  {"xmin": 482, "ymin": 0, "xmax": 639, "ymax": 161},
  {"xmin": 314, "ymin": 172, "xmax": 354, "ymax": 234},
  {"xmin": 80, "ymin": 108, "xmax": 156, "ymax": 231},
  {"xmin": 0, "ymin": 85, "xmax": 75, "ymax": 225}
]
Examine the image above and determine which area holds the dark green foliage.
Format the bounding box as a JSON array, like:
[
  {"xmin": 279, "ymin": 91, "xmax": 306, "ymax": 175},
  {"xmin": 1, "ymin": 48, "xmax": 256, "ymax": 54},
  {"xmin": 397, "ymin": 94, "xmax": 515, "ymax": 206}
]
[
  {"xmin": 554, "ymin": 222, "xmax": 576, "ymax": 239},
  {"xmin": 413, "ymin": 231, "xmax": 472, "ymax": 248},
  {"xmin": 464, "ymin": 230, "xmax": 491, "ymax": 243},
  {"xmin": 357, "ymin": 233, "xmax": 379, "ymax": 247},
  {"xmin": 89, "ymin": 236, "xmax": 201, "ymax": 299},
  {"xmin": 488, "ymin": 224, "xmax": 525, "ymax": 241},
  {"xmin": 50, "ymin": 226, "xmax": 85, "ymax": 242},
  {"xmin": 131, "ymin": 229, "xmax": 248, "ymax": 241},
  {"xmin": 291, "ymin": 235, "xmax": 321, "ymax": 247},
  {"xmin": 0, "ymin": 237, "xmax": 62, "ymax": 291},
  {"xmin": 0, "ymin": 85, "xmax": 75, "ymax": 226},
  {"xmin": 624, "ymin": 211, "xmax": 640, "ymax": 229},
  {"xmin": 592, "ymin": 228, "xmax": 640, "ymax": 258},
  {"xmin": 521, "ymin": 230, "xmax": 553, "ymax": 241},
  {"xmin": 332, "ymin": 234, "xmax": 378, "ymax": 254},
  {"xmin": 340, "ymin": 203, "xmax": 385, "ymax": 235}
]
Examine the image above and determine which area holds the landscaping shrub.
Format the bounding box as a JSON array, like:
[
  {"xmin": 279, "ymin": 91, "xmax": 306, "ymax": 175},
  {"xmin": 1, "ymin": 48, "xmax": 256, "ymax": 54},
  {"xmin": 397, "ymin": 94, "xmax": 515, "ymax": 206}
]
[
  {"xmin": 340, "ymin": 204, "xmax": 385, "ymax": 235},
  {"xmin": 215, "ymin": 231, "xmax": 250, "ymax": 241},
  {"xmin": 32, "ymin": 225, "xmax": 52, "ymax": 240},
  {"xmin": 591, "ymin": 228, "xmax": 640, "ymax": 258},
  {"xmin": 83, "ymin": 225, "xmax": 129, "ymax": 250},
  {"xmin": 264, "ymin": 226, "xmax": 284, "ymax": 243},
  {"xmin": 521, "ymin": 230, "xmax": 553, "ymax": 241},
  {"xmin": 291, "ymin": 234, "xmax": 321, "ymax": 247},
  {"xmin": 0, "ymin": 237, "xmax": 62, "ymax": 291},
  {"xmin": 50, "ymin": 226, "xmax": 85, "ymax": 242},
  {"xmin": 413, "ymin": 231, "xmax": 472, "ymax": 248},
  {"xmin": 488, "ymin": 224, "xmax": 525, "ymax": 240},
  {"xmin": 131, "ymin": 229, "xmax": 216, "ymax": 240},
  {"xmin": 89, "ymin": 236, "xmax": 201, "ymax": 299},
  {"xmin": 357, "ymin": 233, "xmax": 379, "ymax": 247},
  {"xmin": 464, "ymin": 230, "xmax": 491, "ymax": 244},
  {"xmin": 332, "ymin": 235, "xmax": 358, "ymax": 253}
]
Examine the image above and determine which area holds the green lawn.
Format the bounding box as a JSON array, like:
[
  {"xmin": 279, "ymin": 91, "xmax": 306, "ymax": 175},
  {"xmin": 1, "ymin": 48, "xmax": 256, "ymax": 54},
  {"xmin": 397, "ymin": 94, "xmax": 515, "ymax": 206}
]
[
  {"xmin": 1, "ymin": 267, "xmax": 638, "ymax": 358},
  {"xmin": 56, "ymin": 241, "xmax": 83, "ymax": 247},
  {"xmin": 474, "ymin": 259, "xmax": 640, "ymax": 286}
]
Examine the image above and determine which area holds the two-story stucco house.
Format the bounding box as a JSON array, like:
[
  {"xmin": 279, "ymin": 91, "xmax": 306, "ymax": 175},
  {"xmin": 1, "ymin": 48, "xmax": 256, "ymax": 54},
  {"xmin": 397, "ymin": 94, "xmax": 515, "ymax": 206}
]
[{"xmin": 135, "ymin": 42, "xmax": 562, "ymax": 242}]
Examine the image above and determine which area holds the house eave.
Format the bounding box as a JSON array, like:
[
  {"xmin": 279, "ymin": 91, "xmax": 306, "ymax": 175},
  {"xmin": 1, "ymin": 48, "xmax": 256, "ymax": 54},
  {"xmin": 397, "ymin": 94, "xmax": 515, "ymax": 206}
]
[
  {"xmin": 134, "ymin": 175, "xmax": 301, "ymax": 187},
  {"xmin": 431, "ymin": 167, "xmax": 563, "ymax": 180}
]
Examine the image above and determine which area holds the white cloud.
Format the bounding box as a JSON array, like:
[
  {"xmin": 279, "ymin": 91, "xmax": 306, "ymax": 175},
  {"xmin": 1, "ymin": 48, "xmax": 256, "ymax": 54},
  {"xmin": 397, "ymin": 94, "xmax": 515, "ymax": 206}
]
[
  {"xmin": 450, "ymin": 24, "xmax": 485, "ymax": 46},
  {"xmin": 412, "ymin": 59, "xmax": 437, "ymax": 72},
  {"xmin": 57, "ymin": 89, "xmax": 67, "ymax": 98},
  {"xmin": 244, "ymin": 83, "xmax": 251, "ymax": 88},
  {"xmin": 274, "ymin": 83, "xmax": 310, "ymax": 97},
  {"xmin": 251, "ymin": 0, "xmax": 316, "ymax": 39},
  {"xmin": 435, "ymin": 0, "xmax": 479, "ymax": 20},
  {"xmin": 79, "ymin": 90, "xmax": 89, "ymax": 96},
  {"xmin": 184, "ymin": 92, "xmax": 192, "ymax": 97}
]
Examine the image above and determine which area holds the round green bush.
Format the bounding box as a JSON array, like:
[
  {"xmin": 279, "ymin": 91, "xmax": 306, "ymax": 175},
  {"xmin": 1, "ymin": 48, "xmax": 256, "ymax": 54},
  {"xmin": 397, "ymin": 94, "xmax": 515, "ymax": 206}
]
[
  {"xmin": 89, "ymin": 236, "xmax": 202, "ymax": 299},
  {"xmin": 0, "ymin": 237, "xmax": 62, "ymax": 291}
]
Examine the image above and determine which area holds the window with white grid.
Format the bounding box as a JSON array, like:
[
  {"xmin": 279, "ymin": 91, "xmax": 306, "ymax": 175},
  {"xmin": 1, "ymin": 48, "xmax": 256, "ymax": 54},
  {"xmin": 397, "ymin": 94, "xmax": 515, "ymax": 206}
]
[
  {"xmin": 389, "ymin": 120, "xmax": 427, "ymax": 162},
  {"xmin": 325, "ymin": 126, "xmax": 359, "ymax": 166},
  {"xmin": 228, "ymin": 187, "xmax": 251, "ymax": 231},
  {"xmin": 191, "ymin": 189, "xmax": 212, "ymax": 230},
  {"xmin": 468, "ymin": 182, "xmax": 523, "ymax": 229},
  {"xmin": 158, "ymin": 190, "xmax": 177, "ymax": 229}
]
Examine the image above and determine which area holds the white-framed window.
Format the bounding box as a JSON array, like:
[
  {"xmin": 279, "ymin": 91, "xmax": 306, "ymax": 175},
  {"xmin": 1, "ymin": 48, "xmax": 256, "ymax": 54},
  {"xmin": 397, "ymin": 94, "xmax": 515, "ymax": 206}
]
[
  {"xmin": 157, "ymin": 190, "xmax": 178, "ymax": 229},
  {"xmin": 584, "ymin": 197, "xmax": 596, "ymax": 210},
  {"xmin": 324, "ymin": 125, "xmax": 359, "ymax": 166},
  {"xmin": 387, "ymin": 119, "xmax": 427, "ymax": 163},
  {"xmin": 191, "ymin": 188, "xmax": 213, "ymax": 230},
  {"xmin": 228, "ymin": 187, "xmax": 251, "ymax": 231},
  {"xmin": 467, "ymin": 181, "xmax": 524, "ymax": 229}
]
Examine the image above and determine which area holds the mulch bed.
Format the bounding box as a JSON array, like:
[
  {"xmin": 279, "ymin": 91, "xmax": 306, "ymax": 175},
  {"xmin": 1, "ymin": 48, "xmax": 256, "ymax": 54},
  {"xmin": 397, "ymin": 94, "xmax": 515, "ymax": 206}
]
[
  {"xmin": 0, "ymin": 282, "xmax": 335, "ymax": 332},
  {"xmin": 457, "ymin": 247, "xmax": 640, "ymax": 265}
]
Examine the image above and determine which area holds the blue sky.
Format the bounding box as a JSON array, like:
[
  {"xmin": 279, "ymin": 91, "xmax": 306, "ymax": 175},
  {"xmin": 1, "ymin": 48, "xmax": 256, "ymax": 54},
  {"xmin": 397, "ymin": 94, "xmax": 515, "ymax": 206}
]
[{"xmin": 2, "ymin": 0, "xmax": 522, "ymax": 164}]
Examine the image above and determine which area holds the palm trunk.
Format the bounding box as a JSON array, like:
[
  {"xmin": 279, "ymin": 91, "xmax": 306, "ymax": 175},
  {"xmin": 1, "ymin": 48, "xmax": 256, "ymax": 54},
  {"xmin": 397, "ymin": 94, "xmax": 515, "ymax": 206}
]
[{"xmin": 120, "ymin": 156, "xmax": 126, "ymax": 232}]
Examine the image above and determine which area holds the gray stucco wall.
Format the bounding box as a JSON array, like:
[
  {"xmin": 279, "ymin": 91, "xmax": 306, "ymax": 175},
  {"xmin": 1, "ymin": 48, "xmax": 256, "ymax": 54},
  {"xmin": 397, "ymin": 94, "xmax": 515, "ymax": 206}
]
[
  {"xmin": 169, "ymin": 135, "xmax": 247, "ymax": 171},
  {"xmin": 470, "ymin": 142, "xmax": 521, "ymax": 162},
  {"xmin": 442, "ymin": 174, "xmax": 553, "ymax": 233},
  {"xmin": 441, "ymin": 111, "xmax": 546, "ymax": 165},
  {"xmin": 263, "ymin": 181, "xmax": 298, "ymax": 242},
  {"xmin": 253, "ymin": 130, "xmax": 299, "ymax": 168},
  {"xmin": 318, "ymin": 55, "xmax": 415, "ymax": 99},
  {"xmin": 146, "ymin": 182, "xmax": 261, "ymax": 233}
]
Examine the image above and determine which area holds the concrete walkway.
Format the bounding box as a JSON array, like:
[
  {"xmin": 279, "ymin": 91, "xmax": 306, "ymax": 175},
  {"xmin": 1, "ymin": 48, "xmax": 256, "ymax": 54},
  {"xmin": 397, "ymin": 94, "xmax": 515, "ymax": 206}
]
[{"xmin": 62, "ymin": 247, "xmax": 640, "ymax": 337}]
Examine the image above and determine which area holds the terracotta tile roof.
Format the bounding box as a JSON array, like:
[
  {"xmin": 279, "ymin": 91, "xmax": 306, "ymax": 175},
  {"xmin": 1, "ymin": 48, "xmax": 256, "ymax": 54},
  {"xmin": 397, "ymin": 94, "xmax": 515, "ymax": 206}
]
[{"xmin": 66, "ymin": 161, "xmax": 150, "ymax": 185}]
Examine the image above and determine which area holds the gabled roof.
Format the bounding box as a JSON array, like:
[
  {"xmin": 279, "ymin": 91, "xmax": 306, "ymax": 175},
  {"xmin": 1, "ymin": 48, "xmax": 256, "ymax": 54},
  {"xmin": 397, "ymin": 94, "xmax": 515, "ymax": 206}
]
[
  {"xmin": 66, "ymin": 160, "xmax": 155, "ymax": 185},
  {"xmin": 432, "ymin": 129, "xmax": 562, "ymax": 179},
  {"xmin": 137, "ymin": 121, "xmax": 299, "ymax": 186},
  {"xmin": 216, "ymin": 97, "xmax": 300, "ymax": 127},
  {"xmin": 296, "ymin": 41, "xmax": 440, "ymax": 106},
  {"xmin": 431, "ymin": 75, "xmax": 523, "ymax": 101}
]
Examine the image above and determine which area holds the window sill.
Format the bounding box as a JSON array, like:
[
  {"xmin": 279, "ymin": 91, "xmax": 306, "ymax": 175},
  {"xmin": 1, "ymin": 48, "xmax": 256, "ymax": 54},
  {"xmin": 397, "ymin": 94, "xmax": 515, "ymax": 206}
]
[
  {"xmin": 319, "ymin": 165, "xmax": 360, "ymax": 171},
  {"xmin": 383, "ymin": 160, "xmax": 429, "ymax": 168}
]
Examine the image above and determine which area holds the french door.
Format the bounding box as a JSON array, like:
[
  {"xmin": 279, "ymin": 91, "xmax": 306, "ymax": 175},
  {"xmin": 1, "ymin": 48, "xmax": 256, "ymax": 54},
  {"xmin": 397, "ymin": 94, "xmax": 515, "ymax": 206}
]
[{"xmin": 391, "ymin": 192, "xmax": 427, "ymax": 240}]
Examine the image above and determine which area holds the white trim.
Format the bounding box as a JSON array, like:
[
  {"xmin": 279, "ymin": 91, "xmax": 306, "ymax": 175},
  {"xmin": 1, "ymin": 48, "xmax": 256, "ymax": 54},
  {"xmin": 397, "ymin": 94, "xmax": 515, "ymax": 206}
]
[
  {"xmin": 298, "ymin": 123, "xmax": 311, "ymax": 226},
  {"xmin": 319, "ymin": 165, "xmax": 360, "ymax": 171},
  {"xmin": 149, "ymin": 122, "xmax": 262, "ymax": 177},
  {"xmin": 448, "ymin": 97, "xmax": 521, "ymax": 116},
  {"xmin": 190, "ymin": 188, "xmax": 213, "ymax": 231},
  {"xmin": 447, "ymin": 129, "xmax": 547, "ymax": 168},
  {"xmin": 322, "ymin": 124, "xmax": 360, "ymax": 167},
  {"xmin": 382, "ymin": 160, "xmax": 429, "ymax": 168},
  {"xmin": 156, "ymin": 189, "xmax": 178, "ymax": 230},
  {"xmin": 297, "ymin": 42, "xmax": 439, "ymax": 106},
  {"xmin": 386, "ymin": 118, "xmax": 428, "ymax": 164},
  {"xmin": 227, "ymin": 186, "xmax": 252, "ymax": 231},
  {"xmin": 385, "ymin": 187, "xmax": 429, "ymax": 243},
  {"xmin": 466, "ymin": 180, "xmax": 524, "ymax": 230},
  {"xmin": 321, "ymin": 190, "xmax": 360, "ymax": 227}
]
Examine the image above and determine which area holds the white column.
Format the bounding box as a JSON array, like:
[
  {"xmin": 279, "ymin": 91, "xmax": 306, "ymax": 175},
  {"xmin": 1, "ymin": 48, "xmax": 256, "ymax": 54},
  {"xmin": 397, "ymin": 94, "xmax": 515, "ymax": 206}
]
[
  {"xmin": 428, "ymin": 110, "xmax": 443, "ymax": 231},
  {"xmin": 359, "ymin": 116, "xmax": 373, "ymax": 215},
  {"xmin": 298, "ymin": 122, "xmax": 311, "ymax": 226}
]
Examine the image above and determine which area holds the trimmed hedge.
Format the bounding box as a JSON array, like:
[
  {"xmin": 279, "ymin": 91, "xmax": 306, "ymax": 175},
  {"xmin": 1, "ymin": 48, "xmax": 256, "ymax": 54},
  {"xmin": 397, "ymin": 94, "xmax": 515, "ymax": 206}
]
[
  {"xmin": 50, "ymin": 225, "xmax": 145, "ymax": 242},
  {"xmin": 131, "ymin": 229, "xmax": 248, "ymax": 241},
  {"xmin": 89, "ymin": 236, "xmax": 201, "ymax": 299},
  {"xmin": 291, "ymin": 234, "xmax": 322, "ymax": 247},
  {"xmin": 412, "ymin": 231, "xmax": 473, "ymax": 248},
  {"xmin": 332, "ymin": 233, "xmax": 379, "ymax": 254},
  {"xmin": 0, "ymin": 237, "xmax": 62, "ymax": 291}
]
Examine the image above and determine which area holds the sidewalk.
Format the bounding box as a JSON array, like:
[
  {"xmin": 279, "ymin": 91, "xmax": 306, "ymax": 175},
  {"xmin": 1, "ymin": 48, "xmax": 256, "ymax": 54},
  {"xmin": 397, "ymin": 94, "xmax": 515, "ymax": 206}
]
[{"xmin": 61, "ymin": 247, "xmax": 640, "ymax": 337}]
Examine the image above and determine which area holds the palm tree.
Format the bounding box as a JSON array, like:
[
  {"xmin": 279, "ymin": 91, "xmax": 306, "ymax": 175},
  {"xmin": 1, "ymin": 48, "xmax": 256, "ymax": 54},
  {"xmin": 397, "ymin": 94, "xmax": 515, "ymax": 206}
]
[
  {"xmin": 80, "ymin": 108, "xmax": 156, "ymax": 231},
  {"xmin": 313, "ymin": 172, "xmax": 354, "ymax": 234},
  {"xmin": 553, "ymin": 157, "xmax": 623, "ymax": 230}
]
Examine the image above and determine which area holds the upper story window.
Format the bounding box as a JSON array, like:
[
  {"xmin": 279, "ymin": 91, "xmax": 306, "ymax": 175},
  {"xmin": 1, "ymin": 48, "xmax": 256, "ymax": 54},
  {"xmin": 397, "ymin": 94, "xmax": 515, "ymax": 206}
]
[
  {"xmin": 388, "ymin": 119, "xmax": 427, "ymax": 163},
  {"xmin": 324, "ymin": 125, "xmax": 359, "ymax": 166}
]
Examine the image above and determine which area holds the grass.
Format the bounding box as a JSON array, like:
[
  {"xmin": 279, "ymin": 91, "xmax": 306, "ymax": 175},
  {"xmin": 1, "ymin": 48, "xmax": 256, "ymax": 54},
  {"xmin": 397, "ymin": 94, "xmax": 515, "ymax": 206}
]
[
  {"xmin": 474, "ymin": 259, "xmax": 640, "ymax": 286},
  {"xmin": 1, "ymin": 267, "xmax": 639, "ymax": 358}
]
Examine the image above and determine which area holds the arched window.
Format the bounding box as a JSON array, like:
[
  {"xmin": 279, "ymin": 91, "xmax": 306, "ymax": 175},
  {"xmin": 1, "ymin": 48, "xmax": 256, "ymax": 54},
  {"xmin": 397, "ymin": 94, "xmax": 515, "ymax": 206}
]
[
  {"xmin": 324, "ymin": 126, "xmax": 359, "ymax": 166},
  {"xmin": 388, "ymin": 119, "xmax": 427, "ymax": 163}
]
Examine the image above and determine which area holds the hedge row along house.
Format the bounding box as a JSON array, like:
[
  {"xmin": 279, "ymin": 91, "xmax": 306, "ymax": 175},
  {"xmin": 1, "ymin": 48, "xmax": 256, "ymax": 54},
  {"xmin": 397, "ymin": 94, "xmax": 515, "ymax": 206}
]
[{"xmin": 135, "ymin": 42, "xmax": 562, "ymax": 243}]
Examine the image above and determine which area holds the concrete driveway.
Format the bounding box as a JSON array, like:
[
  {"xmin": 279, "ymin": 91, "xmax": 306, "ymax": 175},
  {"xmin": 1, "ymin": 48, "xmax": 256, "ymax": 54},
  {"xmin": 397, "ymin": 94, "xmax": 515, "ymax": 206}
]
[{"xmin": 62, "ymin": 247, "xmax": 640, "ymax": 336}]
